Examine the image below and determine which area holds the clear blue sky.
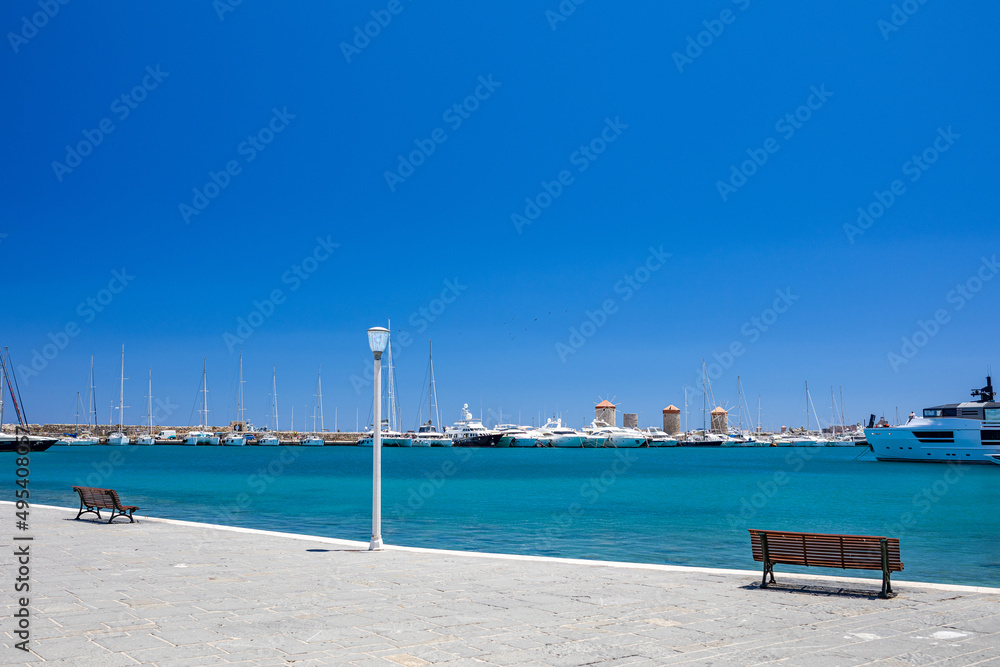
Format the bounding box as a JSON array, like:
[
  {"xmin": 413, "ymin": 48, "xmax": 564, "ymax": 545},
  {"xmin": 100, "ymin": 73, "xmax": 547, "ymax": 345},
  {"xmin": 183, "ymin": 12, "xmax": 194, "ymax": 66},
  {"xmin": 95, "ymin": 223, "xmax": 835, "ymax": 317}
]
[{"xmin": 3, "ymin": 1, "xmax": 998, "ymax": 431}]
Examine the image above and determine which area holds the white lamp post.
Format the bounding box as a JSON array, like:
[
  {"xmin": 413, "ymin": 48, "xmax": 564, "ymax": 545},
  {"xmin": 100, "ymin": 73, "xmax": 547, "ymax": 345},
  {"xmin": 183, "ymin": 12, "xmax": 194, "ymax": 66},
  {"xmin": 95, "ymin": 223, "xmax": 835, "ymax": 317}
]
[{"xmin": 367, "ymin": 326, "xmax": 389, "ymax": 551}]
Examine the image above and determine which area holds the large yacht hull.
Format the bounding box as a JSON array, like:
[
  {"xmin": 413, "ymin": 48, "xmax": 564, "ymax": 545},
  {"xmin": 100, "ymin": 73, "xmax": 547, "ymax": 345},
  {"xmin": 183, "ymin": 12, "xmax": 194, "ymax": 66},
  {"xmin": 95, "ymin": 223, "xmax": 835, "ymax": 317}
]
[
  {"xmin": 412, "ymin": 437, "xmax": 451, "ymax": 447},
  {"xmin": 549, "ymin": 436, "xmax": 586, "ymax": 448},
  {"xmin": 0, "ymin": 435, "xmax": 56, "ymax": 452},
  {"xmin": 866, "ymin": 419, "xmax": 1000, "ymax": 463},
  {"xmin": 603, "ymin": 436, "xmax": 646, "ymax": 448},
  {"xmin": 453, "ymin": 433, "xmax": 501, "ymax": 447}
]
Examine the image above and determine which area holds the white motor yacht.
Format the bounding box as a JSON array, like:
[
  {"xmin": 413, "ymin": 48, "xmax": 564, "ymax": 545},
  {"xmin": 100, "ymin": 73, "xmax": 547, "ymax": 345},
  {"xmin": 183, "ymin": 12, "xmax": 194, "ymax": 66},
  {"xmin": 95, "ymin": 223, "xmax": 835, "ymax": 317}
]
[
  {"xmin": 510, "ymin": 428, "xmax": 544, "ymax": 447},
  {"xmin": 412, "ymin": 421, "xmax": 451, "ymax": 446},
  {"xmin": 642, "ymin": 426, "xmax": 678, "ymax": 447},
  {"xmin": 55, "ymin": 435, "xmax": 98, "ymax": 446},
  {"xmin": 586, "ymin": 421, "xmax": 646, "ymax": 448},
  {"xmin": 299, "ymin": 434, "xmax": 325, "ymax": 446},
  {"xmin": 357, "ymin": 427, "xmax": 410, "ymax": 447},
  {"xmin": 494, "ymin": 425, "xmax": 524, "ymax": 448},
  {"xmin": 221, "ymin": 432, "xmax": 246, "ymax": 446},
  {"xmin": 538, "ymin": 418, "xmax": 586, "ymax": 447},
  {"xmin": 866, "ymin": 375, "xmax": 1000, "ymax": 463},
  {"xmin": 444, "ymin": 404, "xmax": 501, "ymax": 447},
  {"xmin": 680, "ymin": 430, "xmax": 728, "ymax": 446}
]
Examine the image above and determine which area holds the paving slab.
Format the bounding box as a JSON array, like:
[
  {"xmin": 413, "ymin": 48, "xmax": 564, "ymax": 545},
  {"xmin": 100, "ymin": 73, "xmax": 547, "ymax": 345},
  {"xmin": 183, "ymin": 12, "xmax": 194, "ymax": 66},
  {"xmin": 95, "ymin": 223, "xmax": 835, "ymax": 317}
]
[{"xmin": 2, "ymin": 503, "xmax": 999, "ymax": 666}]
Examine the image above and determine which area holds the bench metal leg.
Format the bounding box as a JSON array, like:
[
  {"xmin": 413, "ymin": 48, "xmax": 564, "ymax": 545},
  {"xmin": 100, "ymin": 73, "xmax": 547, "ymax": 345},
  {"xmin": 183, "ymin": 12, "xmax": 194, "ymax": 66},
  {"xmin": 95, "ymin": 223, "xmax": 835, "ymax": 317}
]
[
  {"xmin": 880, "ymin": 571, "xmax": 895, "ymax": 599},
  {"xmin": 107, "ymin": 508, "xmax": 135, "ymax": 524},
  {"xmin": 75, "ymin": 502, "xmax": 101, "ymax": 521},
  {"xmin": 879, "ymin": 538, "xmax": 896, "ymax": 599},
  {"xmin": 761, "ymin": 560, "xmax": 775, "ymax": 588},
  {"xmin": 759, "ymin": 533, "xmax": 775, "ymax": 588}
]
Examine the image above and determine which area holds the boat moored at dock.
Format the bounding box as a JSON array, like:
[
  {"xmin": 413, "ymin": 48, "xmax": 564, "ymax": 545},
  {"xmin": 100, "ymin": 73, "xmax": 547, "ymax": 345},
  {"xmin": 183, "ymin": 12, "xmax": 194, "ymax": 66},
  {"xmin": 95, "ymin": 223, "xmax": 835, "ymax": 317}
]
[
  {"xmin": 866, "ymin": 375, "xmax": 1000, "ymax": 464},
  {"xmin": 538, "ymin": 418, "xmax": 587, "ymax": 448},
  {"xmin": 446, "ymin": 404, "xmax": 501, "ymax": 447}
]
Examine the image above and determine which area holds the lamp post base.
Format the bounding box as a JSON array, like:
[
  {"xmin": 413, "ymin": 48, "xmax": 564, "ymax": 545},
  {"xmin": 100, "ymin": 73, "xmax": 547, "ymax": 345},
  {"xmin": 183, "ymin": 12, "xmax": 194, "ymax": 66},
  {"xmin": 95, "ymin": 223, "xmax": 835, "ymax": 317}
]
[{"xmin": 369, "ymin": 536, "xmax": 384, "ymax": 551}]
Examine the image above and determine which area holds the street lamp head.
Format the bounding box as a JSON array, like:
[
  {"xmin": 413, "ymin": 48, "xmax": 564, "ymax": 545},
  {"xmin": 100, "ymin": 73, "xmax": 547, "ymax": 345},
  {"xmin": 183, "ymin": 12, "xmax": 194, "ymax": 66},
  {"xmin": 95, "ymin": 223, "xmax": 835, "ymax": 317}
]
[{"xmin": 367, "ymin": 327, "xmax": 390, "ymax": 358}]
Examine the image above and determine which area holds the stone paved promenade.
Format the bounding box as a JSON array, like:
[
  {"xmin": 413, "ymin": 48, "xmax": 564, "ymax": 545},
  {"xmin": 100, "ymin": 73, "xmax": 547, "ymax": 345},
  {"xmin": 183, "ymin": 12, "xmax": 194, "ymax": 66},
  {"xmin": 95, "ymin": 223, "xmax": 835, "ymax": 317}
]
[{"xmin": 3, "ymin": 504, "xmax": 999, "ymax": 666}]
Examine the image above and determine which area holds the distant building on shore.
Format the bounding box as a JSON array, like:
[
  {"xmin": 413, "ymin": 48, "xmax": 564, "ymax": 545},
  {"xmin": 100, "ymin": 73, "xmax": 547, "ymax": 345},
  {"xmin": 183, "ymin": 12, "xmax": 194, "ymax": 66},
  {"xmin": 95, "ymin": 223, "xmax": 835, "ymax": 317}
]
[{"xmin": 622, "ymin": 413, "xmax": 638, "ymax": 429}]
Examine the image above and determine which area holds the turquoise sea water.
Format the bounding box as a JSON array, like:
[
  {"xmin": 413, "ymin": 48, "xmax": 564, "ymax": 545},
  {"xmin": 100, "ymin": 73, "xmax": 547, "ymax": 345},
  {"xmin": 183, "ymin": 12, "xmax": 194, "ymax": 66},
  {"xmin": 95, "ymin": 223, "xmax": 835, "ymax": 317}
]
[{"xmin": 8, "ymin": 446, "xmax": 999, "ymax": 587}]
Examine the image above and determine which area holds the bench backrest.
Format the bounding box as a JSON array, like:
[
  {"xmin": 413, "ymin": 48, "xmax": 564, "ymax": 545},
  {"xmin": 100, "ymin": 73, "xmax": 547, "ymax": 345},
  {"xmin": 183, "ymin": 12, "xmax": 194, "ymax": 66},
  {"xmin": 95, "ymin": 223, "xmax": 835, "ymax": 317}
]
[
  {"xmin": 104, "ymin": 488, "xmax": 131, "ymax": 510},
  {"xmin": 72, "ymin": 486, "xmax": 118, "ymax": 510},
  {"xmin": 750, "ymin": 529, "xmax": 902, "ymax": 572}
]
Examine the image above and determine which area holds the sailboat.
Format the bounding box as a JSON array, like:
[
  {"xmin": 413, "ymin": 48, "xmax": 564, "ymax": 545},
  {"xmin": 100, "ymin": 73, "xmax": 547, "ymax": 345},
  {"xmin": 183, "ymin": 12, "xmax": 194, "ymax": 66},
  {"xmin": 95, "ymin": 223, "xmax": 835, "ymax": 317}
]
[
  {"xmin": 786, "ymin": 381, "xmax": 827, "ymax": 446},
  {"xmin": 382, "ymin": 333, "xmax": 410, "ymax": 446},
  {"xmin": 359, "ymin": 331, "xmax": 412, "ymax": 447},
  {"xmin": 56, "ymin": 392, "xmax": 96, "ymax": 445},
  {"xmin": 257, "ymin": 366, "xmax": 280, "ymax": 445},
  {"xmin": 185, "ymin": 360, "xmax": 219, "ymax": 445},
  {"xmin": 0, "ymin": 347, "xmax": 57, "ymax": 451},
  {"xmin": 300, "ymin": 367, "xmax": 325, "ymax": 446},
  {"xmin": 221, "ymin": 351, "xmax": 247, "ymax": 446},
  {"xmin": 681, "ymin": 360, "xmax": 728, "ymax": 445},
  {"xmin": 136, "ymin": 369, "xmax": 156, "ymax": 445},
  {"xmin": 106, "ymin": 346, "xmax": 130, "ymax": 445},
  {"xmin": 411, "ymin": 341, "xmax": 450, "ymax": 446},
  {"xmin": 78, "ymin": 356, "xmax": 100, "ymax": 444}
]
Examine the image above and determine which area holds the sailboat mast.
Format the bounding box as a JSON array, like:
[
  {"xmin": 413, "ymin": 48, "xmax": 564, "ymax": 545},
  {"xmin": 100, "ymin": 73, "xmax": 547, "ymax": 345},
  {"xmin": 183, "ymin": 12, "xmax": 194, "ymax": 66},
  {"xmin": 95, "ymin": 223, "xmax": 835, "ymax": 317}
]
[
  {"xmin": 757, "ymin": 393, "xmax": 761, "ymax": 434},
  {"xmin": 147, "ymin": 369, "xmax": 153, "ymax": 435},
  {"xmin": 387, "ymin": 324, "xmax": 398, "ymax": 432},
  {"xmin": 271, "ymin": 366, "xmax": 279, "ymax": 431},
  {"xmin": 317, "ymin": 367, "xmax": 324, "ymax": 433},
  {"xmin": 75, "ymin": 391, "xmax": 80, "ymax": 431},
  {"xmin": 683, "ymin": 385, "xmax": 687, "ymax": 433},
  {"xmin": 806, "ymin": 382, "xmax": 823, "ymax": 434},
  {"xmin": 0, "ymin": 350, "xmax": 6, "ymax": 429},
  {"xmin": 840, "ymin": 387, "xmax": 847, "ymax": 431},
  {"xmin": 429, "ymin": 340, "xmax": 441, "ymax": 429},
  {"xmin": 118, "ymin": 345, "xmax": 125, "ymax": 431},
  {"xmin": 830, "ymin": 386, "xmax": 837, "ymax": 435},
  {"xmin": 0, "ymin": 347, "xmax": 7, "ymax": 429},
  {"xmin": 88, "ymin": 355, "xmax": 96, "ymax": 430},
  {"xmin": 237, "ymin": 350, "xmax": 245, "ymax": 425},
  {"xmin": 201, "ymin": 359, "xmax": 208, "ymax": 429},
  {"xmin": 701, "ymin": 360, "xmax": 707, "ymax": 432},
  {"xmin": 737, "ymin": 376, "xmax": 743, "ymax": 434},
  {"xmin": 804, "ymin": 380, "xmax": 809, "ymax": 430}
]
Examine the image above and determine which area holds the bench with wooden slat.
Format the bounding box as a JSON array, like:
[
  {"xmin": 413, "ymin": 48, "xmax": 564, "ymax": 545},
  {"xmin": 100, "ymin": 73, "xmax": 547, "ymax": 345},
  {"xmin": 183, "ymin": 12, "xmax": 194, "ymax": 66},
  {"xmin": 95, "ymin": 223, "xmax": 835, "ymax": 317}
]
[
  {"xmin": 749, "ymin": 529, "xmax": 903, "ymax": 598},
  {"xmin": 72, "ymin": 486, "xmax": 139, "ymax": 524}
]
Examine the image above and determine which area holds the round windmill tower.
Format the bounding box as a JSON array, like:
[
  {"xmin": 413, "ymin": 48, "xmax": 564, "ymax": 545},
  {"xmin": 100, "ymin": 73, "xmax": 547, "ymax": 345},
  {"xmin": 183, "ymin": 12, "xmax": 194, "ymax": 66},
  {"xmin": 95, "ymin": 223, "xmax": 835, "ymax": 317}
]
[
  {"xmin": 595, "ymin": 399, "xmax": 617, "ymax": 426},
  {"xmin": 710, "ymin": 406, "xmax": 729, "ymax": 434},
  {"xmin": 663, "ymin": 405, "xmax": 681, "ymax": 435}
]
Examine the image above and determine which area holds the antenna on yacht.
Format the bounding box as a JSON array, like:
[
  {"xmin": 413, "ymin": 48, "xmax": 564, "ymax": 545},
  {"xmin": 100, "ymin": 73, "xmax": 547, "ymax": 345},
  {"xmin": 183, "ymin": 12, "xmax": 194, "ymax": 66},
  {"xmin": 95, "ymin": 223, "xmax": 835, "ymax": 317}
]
[{"xmin": 972, "ymin": 372, "xmax": 994, "ymax": 402}]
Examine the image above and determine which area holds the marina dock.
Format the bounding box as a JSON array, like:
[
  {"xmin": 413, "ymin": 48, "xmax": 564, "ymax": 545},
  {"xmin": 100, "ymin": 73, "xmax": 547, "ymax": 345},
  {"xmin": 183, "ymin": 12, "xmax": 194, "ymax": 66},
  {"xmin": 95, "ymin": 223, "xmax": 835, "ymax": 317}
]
[{"xmin": 4, "ymin": 503, "xmax": 998, "ymax": 665}]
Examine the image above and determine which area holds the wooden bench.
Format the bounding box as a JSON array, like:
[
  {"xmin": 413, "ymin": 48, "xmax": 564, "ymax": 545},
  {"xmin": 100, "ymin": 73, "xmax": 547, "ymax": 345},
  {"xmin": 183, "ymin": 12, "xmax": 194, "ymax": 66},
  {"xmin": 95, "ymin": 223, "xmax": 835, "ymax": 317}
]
[
  {"xmin": 72, "ymin": 486, "xmax": 139, "ymax": 524},
  {"xmin": 749, "ymin": 529, "xmax": 903, "ymax": 598}
]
